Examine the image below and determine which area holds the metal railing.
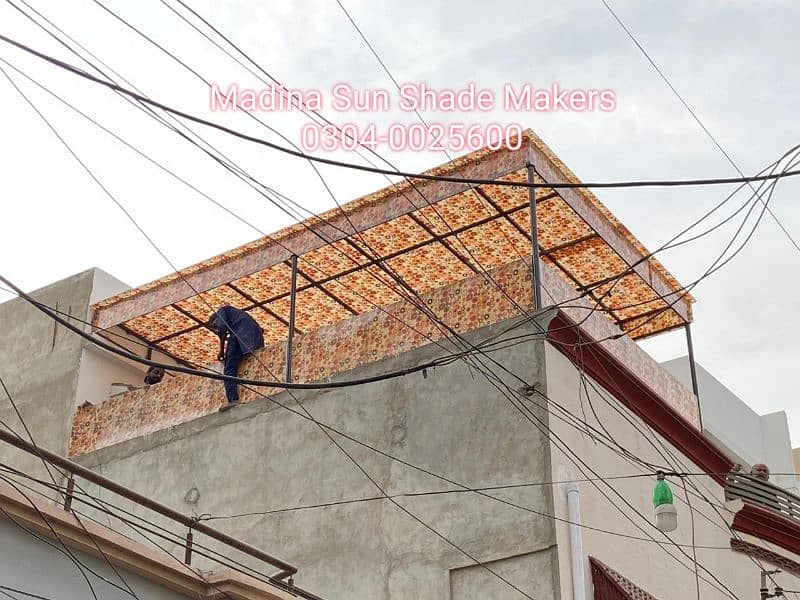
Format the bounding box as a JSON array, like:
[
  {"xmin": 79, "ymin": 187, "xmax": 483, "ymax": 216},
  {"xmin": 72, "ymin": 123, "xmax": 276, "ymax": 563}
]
[
  {"xmin": 725, "ymin": 470, "xmax": 800, "ymax": 521},
  {"xmin": 588, "ymin": 558, "xmax": 632, "ymax": 600},
  {"xmin": 0, "ymin": 428, "xmax": 324, "ymax": 600}
]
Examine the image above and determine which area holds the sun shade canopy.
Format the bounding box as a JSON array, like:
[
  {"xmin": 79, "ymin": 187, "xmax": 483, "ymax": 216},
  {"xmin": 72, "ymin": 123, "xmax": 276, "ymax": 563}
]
[{"xmin": 92, "ymin": 130, "xmax": 693, "ymax": 367}]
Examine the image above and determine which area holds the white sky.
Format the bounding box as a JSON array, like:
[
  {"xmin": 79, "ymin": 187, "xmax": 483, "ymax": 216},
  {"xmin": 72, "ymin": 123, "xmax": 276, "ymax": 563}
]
[{"xmin": 1, "ymin": 0, "xmax": 799, "ymax": 445}]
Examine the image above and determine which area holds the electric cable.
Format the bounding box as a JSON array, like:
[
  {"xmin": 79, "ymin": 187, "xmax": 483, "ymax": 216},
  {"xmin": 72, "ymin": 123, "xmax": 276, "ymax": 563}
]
[
  {"xmin": 600, "ymin": 0, "xmax": 800, "ymax": 256},
  {"xmin": 0, "ymin": 271, "xmax": 749, "ymax": 597},
  {"xmin": 0, "ymin": 464, "xmax": 314, "ymax": 599},
  {"xmin": 0, "ymin": 57, "xmax": 542, "ymax": 598},
  {"xmin": 0, "ymin": 20, "xmax": 541, "ymax": 375},
  {"xmin": 576, "ymin": 329, "xmax": 798, "ymax": 598},
  {"xmin": 1, "ymin": 7, "xmax": 780, "ymax": 596},
  {"xmin": 0, "ymin": 10, "xmax": 792, "ymax": 380},
  {"xmin": 0, "ymin": 454, "xmax": 736, "ymax": 554},
  {"xmin": 577, "ymin": 147, "xmax": 797, "ymax": 345},
  {"xmin": 0, "ymin": 379, "xmax": 142, "ymax": 599},
  {"xmin": 0, "ymin": 23, "xmax": 784, "ymax": 596},
  {"xmin": 4, "ymin": 273, "xmax": 743, "ymax": 595},
  {"xmin": 4, "ymin": 8, "xmax": 792, "ymax": 356},
  {"xmin": 0, "ymin": 32, "xmax": 799, "ymax": 190}
]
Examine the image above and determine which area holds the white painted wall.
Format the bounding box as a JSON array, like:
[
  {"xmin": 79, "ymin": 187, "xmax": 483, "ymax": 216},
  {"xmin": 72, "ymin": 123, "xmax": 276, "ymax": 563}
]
[
  {"xmin": 75, "ymin": 268, "xmax": 185, "ymax": 406},
  {"xmin": 545, "ymin": 344, "xmax": 800, "ymax": 600},
  {"xmin": 75, "ymin": 345, "xmax": 146, "ymax": 406},
  {"xmin": 662, "ymin": 357, "xmax": 797, "ymax": 493},
  {"xmin": 0, "ymin": 517, "xmax": 190, "ymax": 600},
  {"xmin": 88, "ymin": 267, "xmax": 130, "ymax": 305}
]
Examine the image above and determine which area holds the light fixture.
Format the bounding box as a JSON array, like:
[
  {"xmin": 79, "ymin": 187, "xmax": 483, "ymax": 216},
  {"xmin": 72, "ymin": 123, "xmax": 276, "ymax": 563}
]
[{"xmin": 653, "ymin": 472, "xmax": 677, "ymax": 532}]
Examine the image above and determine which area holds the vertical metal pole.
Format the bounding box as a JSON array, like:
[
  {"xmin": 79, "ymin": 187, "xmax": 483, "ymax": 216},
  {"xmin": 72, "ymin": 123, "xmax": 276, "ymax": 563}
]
[
  {"xmin": 285, "ymin": 255, "xmax": 298, "ymax": 383},
  {"xmin": 527, "ymin": 162, "xmax": 543, "ymax": 310},
  {"xmin": 184, "ymin": 528, "xmax": 194, "ymax": 565},
  {"xmin": 63, "ymin": 475, "xmax": 75, "ymax": 511},
  {"xmin": 684, "ymin": 323, "xmax": 699, "ymax": 398}
]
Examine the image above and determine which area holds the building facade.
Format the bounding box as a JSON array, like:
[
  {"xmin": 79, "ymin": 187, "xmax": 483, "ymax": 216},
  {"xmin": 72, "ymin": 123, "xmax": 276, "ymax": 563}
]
[
  {"xmin": 3, "ymin": 131, "xmax": 800, "ymax": 599},
  {"xmin": 663, "ymin": 357, "xmax": 798, "ymax": 493}
]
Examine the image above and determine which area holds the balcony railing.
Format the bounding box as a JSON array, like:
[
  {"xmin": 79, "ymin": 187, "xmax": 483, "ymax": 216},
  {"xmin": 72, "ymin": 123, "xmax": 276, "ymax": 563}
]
[
  {"xmin": 725, "ymin": 471, "xmax": 800, "ymax": 521},
  {"xmin": 0, "ymin": 428, "xmax": 323, "ymax": 600}
]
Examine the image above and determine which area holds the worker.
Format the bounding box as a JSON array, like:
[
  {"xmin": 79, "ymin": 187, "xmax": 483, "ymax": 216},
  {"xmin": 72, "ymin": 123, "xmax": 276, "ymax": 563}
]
[
  {"xmin": 144, "ymin": 366, "xmax": 165, "ymax": 385},
  {"xmin": 749, "ymin": 463, "xmax": 770, "ymax": 482},
  {"xmin": 208, "ymin": 305, "xmax": 264, "ymax": 412}
]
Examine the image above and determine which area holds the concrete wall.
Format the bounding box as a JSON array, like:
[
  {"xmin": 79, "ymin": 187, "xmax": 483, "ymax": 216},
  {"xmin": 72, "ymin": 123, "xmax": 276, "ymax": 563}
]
[
  {"xmin": 662, "ymin": 357, "xmax": 797, "ymax": 492},
  {"xmin": 0, "ymin": 515, "xmax": 191, "ymax": 600},
  {"xmin": 0, "ymin": 268, "xmax": 144, "ymax": 484},
  {"xmin": 0, "ymin": 270, "xmax": 95, "ymax": 483},
  {"xmin": 76, "ymin": 319, "xmax": 560, "ymax": 600},
  {"xmin": 75, "ymin": 346, "xmax": 146, "ymax": 407},
  {"xmin": 546, "ymin": 345, "xmax": 799, "ymax": 599},
  {"xmin": 794, "ymin": 448, "xmax": 800, "ymax": 490}
]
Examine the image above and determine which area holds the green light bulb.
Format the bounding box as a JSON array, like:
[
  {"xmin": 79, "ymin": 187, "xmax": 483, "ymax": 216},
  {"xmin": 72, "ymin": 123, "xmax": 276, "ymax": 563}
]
[{"xmin": 653, "ymin": 478, "xmax": 674, "ymax": 507}]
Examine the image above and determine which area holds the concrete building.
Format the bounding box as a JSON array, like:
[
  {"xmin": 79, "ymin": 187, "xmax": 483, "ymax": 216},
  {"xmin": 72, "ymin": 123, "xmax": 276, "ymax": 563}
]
[
  {"xmin": 0, "ymin": 456, "xmax": 304, "ymax": 600},
  {"xmin": 663, "ymin": 357, "xmax": 798, "ymax": 493},
  {"xmin": 794, "ymin": 448, "xmax": 800, "ymax": 489},
  {"xmin": 4, "ymin": 131, "xmax": 800, "ymax": 599},
  {"xmin": 0, "ymin": 267, "xmax": 184, "ymax": 483}
]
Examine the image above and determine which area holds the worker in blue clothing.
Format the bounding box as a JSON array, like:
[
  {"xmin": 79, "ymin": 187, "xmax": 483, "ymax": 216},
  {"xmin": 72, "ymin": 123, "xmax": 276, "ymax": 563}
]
[{"xmin": 208, "ymin": 305, "xmax": 265, "ymax": 412}]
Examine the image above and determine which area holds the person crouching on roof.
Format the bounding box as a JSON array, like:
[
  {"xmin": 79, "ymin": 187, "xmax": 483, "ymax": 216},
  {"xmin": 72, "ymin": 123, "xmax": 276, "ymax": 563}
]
[{"xmin": 208, "ymin": 305, "xmax": 265, "ymax": 412}]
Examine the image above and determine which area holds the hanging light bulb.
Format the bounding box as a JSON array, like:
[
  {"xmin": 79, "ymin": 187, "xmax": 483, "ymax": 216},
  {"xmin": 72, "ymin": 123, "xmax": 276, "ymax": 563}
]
[{"xmin": 653, "ymin": 472, "xmax": 678, "ymax": 532}]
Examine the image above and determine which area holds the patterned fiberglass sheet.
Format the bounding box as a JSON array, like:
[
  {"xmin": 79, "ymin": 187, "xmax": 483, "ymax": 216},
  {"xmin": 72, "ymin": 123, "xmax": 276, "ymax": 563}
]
[{"xmin": 92, "ymin": 131, "xmax": 693, "ymax": 368}]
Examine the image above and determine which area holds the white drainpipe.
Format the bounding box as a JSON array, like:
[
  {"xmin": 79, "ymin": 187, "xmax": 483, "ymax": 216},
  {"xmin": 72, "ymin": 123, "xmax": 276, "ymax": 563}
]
[{"xmin": 566, "ymin": 483, "xmax": 586, "ymax": 599}]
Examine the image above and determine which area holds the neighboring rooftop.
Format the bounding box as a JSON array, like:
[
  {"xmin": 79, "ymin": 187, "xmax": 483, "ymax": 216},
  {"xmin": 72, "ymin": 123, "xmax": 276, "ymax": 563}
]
[
  {"xmin": 90, "ymin": 129, "xmax": 693, "ymax": 368},
  {"xmin": 663, "ymin": 357, "xmax": 798, "ymax": 493},
  {"xmin": 69, "ymin": 129, "xmax": 702, "ymax": 456}
]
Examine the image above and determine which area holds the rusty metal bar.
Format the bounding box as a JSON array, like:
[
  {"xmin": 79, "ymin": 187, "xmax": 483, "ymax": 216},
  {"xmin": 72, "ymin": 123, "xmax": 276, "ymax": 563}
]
[
  {"xmin": 539, "ymin": 233, "xmax": 600, "ymax": 257},
  {"xmin": 149, "ymin": 198, "xmax": 534, "ymax": 345},
  {"xmin": 184, "ymin": 528, "xmax": 194, "ymax": 565},
  {"xmin": 227, "ymin": 283, "xmax": 297, "ymax": 332},
  {"xmin": 63, "ymin": 475, "xmax": 75, "ymax": 511},
  {"xmin": 285, "ymin": 254, "xmax": 298, "ymax": 383},
  {"xmin": 0, "ymin": 427, "xmax": 297, "ymax": 578},
  {"xmin": 293, "ymin": 264, "xmax": 359, "ymax": 316}
]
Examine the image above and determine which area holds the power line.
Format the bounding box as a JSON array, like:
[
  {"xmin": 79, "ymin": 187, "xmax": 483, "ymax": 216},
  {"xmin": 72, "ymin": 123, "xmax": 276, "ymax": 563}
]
[
  {"xmin": 0, "ymin": 451, "xmax": 737, "ymax": 553},
  {"xmin": 1, "ymin": 12, "xmax": 788, "ymax": 412},
  {"xmin": 7, "ymin": 0, "xmax": 800, "ymax": 394},
  {"xmin": 3, "ymin": 16, "xmax": 780, "ymax": 592},
  {"xmin": 579, "ymin": 147, "xmax": 798, "ymax": 344},
  {"xmin": 599, "ymin": 0, "xmax": 800, "ymax": 256},
  {"xmin": 116, "ymin": 0, "xmax": 539, "ymax": 366},
  {"xmin": 579, "ymin": 338, "xmax": 798, "ymax": 599},
  {"xmin": 6, "ymin": 269, "xmax": 741, "ymax": 594},
  {"xmin": 0, "ymin": 376, "xmax": 142, "ymax": 600},
  {"xmin": 328, "ymin": 0, "xmax": 546, "ymax": 309},
  {"xmin": 4, "ymin": 3, "xmax": 793, "ymax": 354},
  {"xmin": 0, "ymin": 8, "xmax": 537, "ymax": 371},
  {"xmin": 0, "ymin": 52, "xmax": 540, "ymax": 596},
  {"xmin": 0, "ymin": 44, "xmax": 776, "ymax": 490},
  {"xmin": 3, "ymin": 7, "xmax": 772, "ymax": 596},
  {"xmin": 4, "ymin": 10, "xmax": 792, "ymax": 356},
  {"xmin": 1, "ymin": 32, "xmax": 799, "ymax": 190},
  {"xmin": 2, "ymin": 277, "xmax": 747, "ymax": 597}
]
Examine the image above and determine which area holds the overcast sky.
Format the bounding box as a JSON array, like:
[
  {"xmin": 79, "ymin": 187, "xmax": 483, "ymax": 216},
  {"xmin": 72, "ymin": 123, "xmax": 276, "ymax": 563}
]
[{"xmin": 1, "ymin": 1, "xmax": 799, "ymax": 446}]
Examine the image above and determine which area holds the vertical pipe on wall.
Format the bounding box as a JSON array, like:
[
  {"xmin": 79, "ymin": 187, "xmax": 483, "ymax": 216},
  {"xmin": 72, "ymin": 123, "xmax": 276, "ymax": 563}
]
[{"xmin": 566, "ymin": 483, "xmax": 586, "ymax": 599}]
